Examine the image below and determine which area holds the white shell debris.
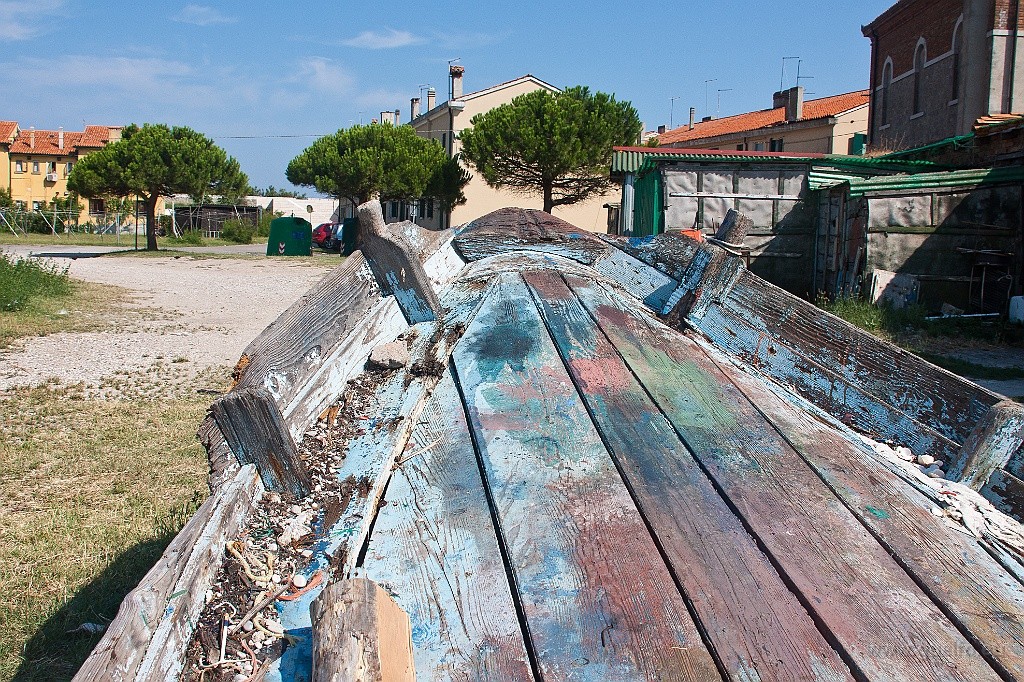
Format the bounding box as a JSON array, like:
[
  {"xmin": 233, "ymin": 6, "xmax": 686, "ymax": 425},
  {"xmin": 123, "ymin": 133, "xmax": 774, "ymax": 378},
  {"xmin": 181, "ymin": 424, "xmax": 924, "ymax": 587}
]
[{"xmin": 292, "ymin": 574, "xmax": 308, "ymax": 589}]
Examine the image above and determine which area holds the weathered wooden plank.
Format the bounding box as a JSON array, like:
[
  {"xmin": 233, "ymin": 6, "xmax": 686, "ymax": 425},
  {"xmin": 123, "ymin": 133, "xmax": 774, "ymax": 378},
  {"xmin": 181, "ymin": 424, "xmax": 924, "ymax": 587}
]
[
  {"xmin": 701, "ymin": 342, "xmax": 1024, "ymax": 681},
  {"xmin": 268, "ymin": 275, "xmax": 494, "ymax": 682},
  {"xmin": 959, "ymin": 401, "xmax": 1024, "ymax": 489},
  {"xmin": 74, "ymin": 465, "xmax": 263, "ymax": 682},
  {"xmin": 522, "ymin": 269, "xmax": 852, "ymax": 682},
  {"xmin": 570, "ymin": 278, "xmax": 1002, "ymax": 682},
  {"xmin": 590, "ymin": 247, "xmax": 677, "ymax": 311},
  {"xmin": 693, "ymin": 302, "xmax": 960, "ymax": 461},
  {"xmin": 361, "ymin": 371, "xmax": 533, "ymax": 681},
  {"xmin": 281, "ymin": 296, "xmax": 407, "ymax": 442},
  {"xmin": 310, "ymin": 577, "xmax": 416, "ymax": 682},
  {"xmin": 197, "ymin": 413, "xmax": 237, "ymax": 491},
  {"xmin": 452, "ymin": 272, "xmax": 721, "ymax": 682},
  {"xmin": 232, "ymin": 251, "xmax": 383, "ymax": 406},
  {"xmin": 360, "ymin": 199, "xmax": 442, "ymax": 324},
  {"xmin": 719, "ymin": 272, "xmax": 998, "ymax": 446},
  {"xmin": 454, "ymin": 207, "xmax": 609, "ymax": 265},
  {"xmin": 211, "ymin": 386, "xmax": 312, "ymax": 498},
  {"xmin": 983, "ymin": 469, "xmax": 1024, "ymax": 521}
]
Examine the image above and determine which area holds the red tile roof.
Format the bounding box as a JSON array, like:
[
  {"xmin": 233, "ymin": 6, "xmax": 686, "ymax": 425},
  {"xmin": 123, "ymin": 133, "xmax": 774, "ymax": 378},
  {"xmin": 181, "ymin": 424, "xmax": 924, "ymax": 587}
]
[
  {"xmin": 9, "ymin": 125, "xmax": 117, "ymax": 155},
  {"xmin": 0, "ymin": 121, "xmax": 17, "ymax": 143},
  {"xmin": 657, "ymin": 90, "xmax": 869, "ymax": 147}
]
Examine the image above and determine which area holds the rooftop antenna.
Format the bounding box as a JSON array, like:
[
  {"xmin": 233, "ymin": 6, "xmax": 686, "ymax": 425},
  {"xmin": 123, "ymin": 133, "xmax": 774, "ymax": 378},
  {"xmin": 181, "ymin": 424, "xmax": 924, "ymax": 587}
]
[
  {"xmin": 717, "ymin": 88, "xmax": 733, "ymax": 117},
  {"xmin": 670, "ymin": 96, "xmax": 680, "ymax": 129},
  {"xmin": 703, "ymin": 79, "xmax": 717, "ymax": 118},
  {"xmin": 796, "ymin": 59, "xmax": 814, "ymax": 88},
  {"xmin": 780, "ymin": 57, "xmax": 799, "ymax": 90}
]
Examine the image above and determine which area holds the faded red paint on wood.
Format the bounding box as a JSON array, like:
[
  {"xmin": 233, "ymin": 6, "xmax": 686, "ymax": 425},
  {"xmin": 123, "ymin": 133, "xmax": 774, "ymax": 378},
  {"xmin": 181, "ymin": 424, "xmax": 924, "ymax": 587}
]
[
  {"xmin": 453, "ymin": 273, "xmax": 721, "ymax": 682},
  {"xmin": 522, "ymin": 269, "xmax": 852, "ymax": 682},
  {"xmin": 705, "ymin": 348, "xmax": 1024, "ymax": 681},
  {"xmin": 569, "ymin": 277, "xmax": 1002, "ymax": 682}
]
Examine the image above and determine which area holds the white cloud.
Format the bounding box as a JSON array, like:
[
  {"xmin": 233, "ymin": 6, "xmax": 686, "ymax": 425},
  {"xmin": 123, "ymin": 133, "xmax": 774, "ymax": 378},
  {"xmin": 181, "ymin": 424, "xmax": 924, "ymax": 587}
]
[
  {"xmin": 0, "ymin": 0, "xmax": 64, "ymax": 40},
  {"xmin": 341, "ymin": 28, "xmax": 423, "ymax": 49},
  {"xmin": 295, "ymin": 57, "xmax": 354, "ymax": 97},
  {"xmin": 172, "ymin": 4, "xmax": 236, "ymax": 27}
]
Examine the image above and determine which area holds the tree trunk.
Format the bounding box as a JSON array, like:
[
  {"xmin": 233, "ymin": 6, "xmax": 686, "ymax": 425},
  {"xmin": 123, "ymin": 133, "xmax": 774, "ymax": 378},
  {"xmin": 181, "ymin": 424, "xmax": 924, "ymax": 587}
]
[
  {"xmin": 145, "ymin": 193, "xmax": 159, "ymax": 251},
  {"xmin": 542, "ymin": 182, "xmax": 553, "ymax": 213}
]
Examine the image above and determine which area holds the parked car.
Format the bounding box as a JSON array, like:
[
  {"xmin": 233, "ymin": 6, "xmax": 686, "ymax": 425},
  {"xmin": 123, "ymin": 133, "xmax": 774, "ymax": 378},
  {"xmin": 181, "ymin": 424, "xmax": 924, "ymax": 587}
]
[{"xmin": 312, "ymin": 222, "xmax": 342, "ymax": 251}]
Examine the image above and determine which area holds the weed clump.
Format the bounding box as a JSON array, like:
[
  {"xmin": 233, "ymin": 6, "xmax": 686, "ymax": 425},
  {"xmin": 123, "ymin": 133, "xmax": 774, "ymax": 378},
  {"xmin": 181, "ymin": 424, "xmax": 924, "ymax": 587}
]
[{"xmin": 0, "ymin": 252, "xmax": 71, "ymax": 312}]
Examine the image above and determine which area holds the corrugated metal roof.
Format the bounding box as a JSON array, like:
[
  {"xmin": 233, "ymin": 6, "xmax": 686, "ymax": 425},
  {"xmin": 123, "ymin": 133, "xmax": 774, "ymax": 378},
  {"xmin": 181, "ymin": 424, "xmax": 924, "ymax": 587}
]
[
  {"xmin": 615, "ymin": 146, "xmax": 940, "ymax": 178},
  {"xmin": 846, "ymin": 166, "xmax": 1024, "ymax": 196}
]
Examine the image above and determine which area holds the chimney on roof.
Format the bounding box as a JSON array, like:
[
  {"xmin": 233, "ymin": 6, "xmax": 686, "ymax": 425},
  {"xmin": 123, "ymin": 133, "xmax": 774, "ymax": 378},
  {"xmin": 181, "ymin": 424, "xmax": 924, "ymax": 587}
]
[
  {"xmin": 29, "ymin": 126, "xmax": 35, "ymax": 149},
  {"xmin": 450, "ymin": 64, "xmax": 464, "ymax": 100},
  {"xmin": 773, "ymin": 90, "xmax": 789, "ymax": 109},
  {"xmin": 689, "ymin": 107, "xmax": 696, "ymax": 130},
  {"xmin": 58, "ymin": 127, "xmax": 64, "ymax": 149},
  {"xmin": 427, "ymin": 87, "xmax": 436, "ymax": 110},
  {"xmin": 411, "ymin": 97, "xmax": 421, "ymax": 120},
  {"xmin": 394, "ymin": 109, "xmax": 401, "ymax": 125},
  {"xmin": 785, "ymin": 85, "xmax": 804, "ymax": 122},
  {"xmin": 657, "ymin": 125, "xmax": 667, "ymax": 134}
]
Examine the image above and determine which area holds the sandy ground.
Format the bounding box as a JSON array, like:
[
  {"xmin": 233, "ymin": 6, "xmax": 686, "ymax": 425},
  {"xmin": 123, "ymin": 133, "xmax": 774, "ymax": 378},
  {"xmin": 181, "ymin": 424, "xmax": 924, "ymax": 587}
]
[{"xmin": 0, "ymin": 248, "xmax": 335, "ymax": 392}]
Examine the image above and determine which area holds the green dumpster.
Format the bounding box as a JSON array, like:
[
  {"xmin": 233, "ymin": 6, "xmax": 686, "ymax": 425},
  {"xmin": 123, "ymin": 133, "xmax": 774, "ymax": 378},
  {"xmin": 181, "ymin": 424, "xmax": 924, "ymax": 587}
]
[
  {"xmin": 340, "ymin": 217, "xmax": 359, "ymax": 256},
  {"xmin": 267, "ymin": 217, "xmax": 312, "ymax": 256}
]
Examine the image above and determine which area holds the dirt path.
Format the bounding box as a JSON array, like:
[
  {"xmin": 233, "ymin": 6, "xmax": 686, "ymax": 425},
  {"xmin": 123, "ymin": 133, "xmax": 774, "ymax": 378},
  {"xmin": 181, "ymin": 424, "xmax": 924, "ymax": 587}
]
[{"xmin": 0, "ymin": 253, "xmax": 335, "ymax": 393}]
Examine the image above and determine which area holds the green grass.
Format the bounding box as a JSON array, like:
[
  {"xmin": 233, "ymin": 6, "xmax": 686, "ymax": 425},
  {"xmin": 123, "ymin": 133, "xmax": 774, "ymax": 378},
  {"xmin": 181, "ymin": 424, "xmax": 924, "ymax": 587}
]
[
  {"xmin": 0, "ymin": 376, "xmax": 216, "ymax": 681},
  {"xmin": 0, "ymin": 231, "xmax": 267, "ymax": 248},
  {"xmin": 0, "ymin": 253, "xmax": 71, "ymax": 312}
]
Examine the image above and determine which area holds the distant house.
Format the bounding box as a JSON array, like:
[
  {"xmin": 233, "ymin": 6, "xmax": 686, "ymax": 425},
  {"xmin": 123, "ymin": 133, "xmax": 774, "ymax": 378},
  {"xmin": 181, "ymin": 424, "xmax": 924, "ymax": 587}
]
[
  {"xmin": 404, "ymin": 67, "xmax": 617, "ymax": 232},
  {"xmin": 862, "ymin": 0, "xmax": 1024, "ymax": 151},
  {"xmin": 656, "ymin": 88, "xmax": 870, "ymax": 155},
  {"xmin": 1, "ymin": 122, "xmax": 122, "ymax": 224}
]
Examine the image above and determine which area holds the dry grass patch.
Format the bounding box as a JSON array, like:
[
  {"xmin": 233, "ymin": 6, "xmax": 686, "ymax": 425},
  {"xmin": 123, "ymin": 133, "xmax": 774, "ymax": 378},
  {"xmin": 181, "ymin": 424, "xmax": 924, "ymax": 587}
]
[
  {"xmin": 0, "ymin": 281, "xmax": 124, "ymax": 350},
  {"xmin": 0, "ymin": 370, "xmax": 226, "ymax": 681}
]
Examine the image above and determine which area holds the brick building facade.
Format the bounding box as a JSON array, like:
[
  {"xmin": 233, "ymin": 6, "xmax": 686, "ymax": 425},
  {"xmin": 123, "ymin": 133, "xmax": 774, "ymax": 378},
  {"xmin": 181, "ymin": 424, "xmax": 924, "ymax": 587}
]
[{"xmin": 863, "ymin": 0, "xmax": 1024, "ymax": 151}]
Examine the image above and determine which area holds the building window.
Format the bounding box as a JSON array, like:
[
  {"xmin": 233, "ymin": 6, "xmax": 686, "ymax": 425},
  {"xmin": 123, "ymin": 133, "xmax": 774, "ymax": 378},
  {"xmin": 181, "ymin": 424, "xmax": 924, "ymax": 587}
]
[
  {"xmin": 769, "ymin": 138, "xmax": 784, "ymax": 152},
  {"xmin": 736, "ymin": 144, "xmax": 744, "ymax": 151},
  {"xmin": 89, "ymin": 198, "xmax": 105, "ymax": 215},
  {"xmin": 880, "ymin": 61, "xmax": 893, "ymax": 126},
  {"xmin": 14, "ymin": 200, "xmax": 25, "ymax": 210},
  {"xmin": 426, "ymin": 199, "xmax": 434, "ymax": 219},
  {"xmin": 390, "ymin": 201, "xmax": 398, "ymax": 218},
  {"xmin": 14, "ymin": 160, "xmax": 24, "ymax": 173},
  {"xmin": 32, "ymin": 161, "xmax": 40, "ymax": 174},
  {"xmin": 753, "ymin": 142, "xmax": 766, "ymax": 151},
  {"xmin": 913, "ymin": 42, "xmax": 927, "ymax": 115},
  {"xmin": 46, "ymin": 161, "xmax": 56, "ymax": 173},
  {"xmin": 65, "ymin": 162, "xmax": 74, "ymax": 176},
  {"xmin": 951, "ymin": 26, "xmax": 962, "ymax": 102},
  {"xmin": 32, "ymin": 201, "xmax": 42, "ymax": 211}
]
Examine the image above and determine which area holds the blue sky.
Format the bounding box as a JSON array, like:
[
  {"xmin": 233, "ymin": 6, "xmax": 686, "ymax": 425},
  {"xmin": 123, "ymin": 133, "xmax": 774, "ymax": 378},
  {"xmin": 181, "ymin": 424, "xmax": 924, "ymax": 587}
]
[{"xmin": 0, "ymin": 0, "xmax": 895, "ymax": 193}]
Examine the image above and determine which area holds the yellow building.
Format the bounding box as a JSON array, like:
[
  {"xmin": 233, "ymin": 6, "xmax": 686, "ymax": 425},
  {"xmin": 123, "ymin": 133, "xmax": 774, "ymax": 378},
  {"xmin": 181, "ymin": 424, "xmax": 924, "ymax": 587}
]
[
  {"xmin": 406, "ymin": 70, "xmax": 618, "ymax": 232},
  {"xmin": 1, "ymin": 122, "xmax": 121, "ymax": 225}
]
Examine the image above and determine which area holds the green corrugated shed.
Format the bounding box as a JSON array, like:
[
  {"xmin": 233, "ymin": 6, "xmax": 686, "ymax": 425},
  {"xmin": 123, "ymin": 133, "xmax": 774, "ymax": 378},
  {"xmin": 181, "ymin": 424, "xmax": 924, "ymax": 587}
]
[{"xmin": 846, "ymin": 165, "xmax": 1024, "ymax": 196}]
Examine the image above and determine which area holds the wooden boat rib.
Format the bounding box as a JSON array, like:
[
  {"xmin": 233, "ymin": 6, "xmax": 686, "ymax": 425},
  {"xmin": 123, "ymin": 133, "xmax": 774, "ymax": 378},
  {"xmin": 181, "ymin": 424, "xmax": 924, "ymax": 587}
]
[{"xmin": 77, "ymin": 201, "xmax": 1024, "ymax": 682}]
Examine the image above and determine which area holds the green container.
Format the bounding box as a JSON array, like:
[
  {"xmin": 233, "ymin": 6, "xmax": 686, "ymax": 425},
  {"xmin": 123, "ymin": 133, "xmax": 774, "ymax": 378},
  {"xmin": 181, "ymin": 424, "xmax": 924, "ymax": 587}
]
[
  {"xmin": 266, "ymin": 217, "xmax": 312, "ymax": 256},
  {"xmin": 340, "ymin": 217, "xmax": 360, "ymax": 256}
]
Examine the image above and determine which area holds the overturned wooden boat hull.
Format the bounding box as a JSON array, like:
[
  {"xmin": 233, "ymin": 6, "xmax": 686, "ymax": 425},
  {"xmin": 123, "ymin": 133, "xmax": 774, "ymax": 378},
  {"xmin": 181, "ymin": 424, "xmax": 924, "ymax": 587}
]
[{"xmin": 79, "ymin": 204, "xmax": 1024, "ymax": 682}]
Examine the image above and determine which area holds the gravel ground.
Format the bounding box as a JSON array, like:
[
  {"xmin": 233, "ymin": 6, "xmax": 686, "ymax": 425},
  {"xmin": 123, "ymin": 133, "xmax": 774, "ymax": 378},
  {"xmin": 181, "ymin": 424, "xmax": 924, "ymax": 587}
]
[{"xmin": 0, "ymin": 250, "xmax": 335, "ymax": 393}]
